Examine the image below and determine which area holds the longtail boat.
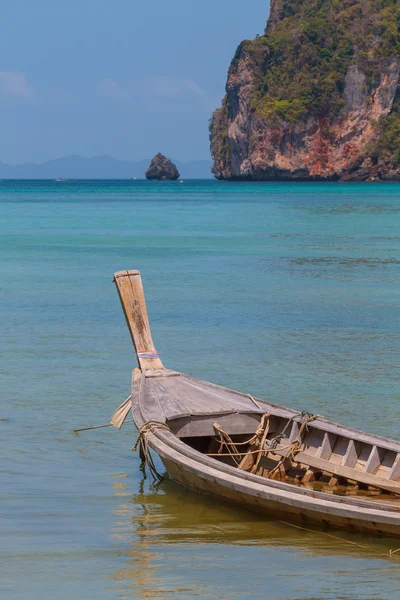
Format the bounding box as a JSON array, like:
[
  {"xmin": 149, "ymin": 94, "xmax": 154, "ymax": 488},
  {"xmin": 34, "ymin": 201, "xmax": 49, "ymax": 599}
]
[{"xmin": 113, "ymin": 270, "xmax": 400, "ymax": 537}]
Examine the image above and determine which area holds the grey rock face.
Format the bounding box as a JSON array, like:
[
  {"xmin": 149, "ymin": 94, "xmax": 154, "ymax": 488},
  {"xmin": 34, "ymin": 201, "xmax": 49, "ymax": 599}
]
[
  {"xmin": 145, "ymin": 154, "xmax": 180, "ymax": 180},
  {"xmin": 343, "ymin": 65, "xmax": 367, "ymax": 113}
]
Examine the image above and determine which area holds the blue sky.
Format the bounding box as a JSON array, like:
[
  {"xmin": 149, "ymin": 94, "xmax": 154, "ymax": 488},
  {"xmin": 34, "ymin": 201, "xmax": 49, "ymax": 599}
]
[{"xmin": 1, "ymin": 0, "xmax": 269, "ymax": 164}]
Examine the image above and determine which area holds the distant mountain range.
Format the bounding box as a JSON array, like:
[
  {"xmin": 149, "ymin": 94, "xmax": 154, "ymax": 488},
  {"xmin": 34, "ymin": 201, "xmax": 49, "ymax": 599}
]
[{"xmin": 0, "ymin": 154, "xmax": 213, "ymax": 179}]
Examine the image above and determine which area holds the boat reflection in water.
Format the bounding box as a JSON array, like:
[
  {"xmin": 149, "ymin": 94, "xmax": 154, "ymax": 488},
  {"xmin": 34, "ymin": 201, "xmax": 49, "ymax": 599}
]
[{"xmin": 109, "ymin": 473, "xmax": 400, "ymax": 600}]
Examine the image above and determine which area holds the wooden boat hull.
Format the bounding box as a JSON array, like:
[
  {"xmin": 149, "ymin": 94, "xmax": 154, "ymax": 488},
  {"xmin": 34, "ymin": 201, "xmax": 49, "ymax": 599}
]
[
  {"xmin": 152, "ymin": 434, "xmax": 400, "ymax": 537},
  {"xmin": 130, "ymin": 379, "xmax": 400, "ymax": 537},
  {"xmin": 113, "ymin": 270, "xmax": 400, "ymax": 538}
]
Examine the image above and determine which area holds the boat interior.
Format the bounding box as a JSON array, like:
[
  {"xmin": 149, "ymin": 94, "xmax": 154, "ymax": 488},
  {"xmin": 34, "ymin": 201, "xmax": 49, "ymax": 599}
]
[
  {"xmin": 130, "ymin": 369, "xmax": 400, "ymax": 505},
  {"xmin": 169, "ymin": 407, "xmax": 400, "ymax": 504}
]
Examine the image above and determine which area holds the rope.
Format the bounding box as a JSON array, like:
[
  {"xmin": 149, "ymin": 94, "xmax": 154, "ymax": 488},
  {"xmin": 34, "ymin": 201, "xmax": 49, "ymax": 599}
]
[
  {"xmin": 250, "ymin": 414, "xmax": 270, "ymax": 474},
  {"xmin": 133, "ymin": 421, "xmax": 171, "ymax": 481},
  {"xmin": 207, "ymin": 414, "xmax": 271, "ymax": 468},
  {"xmin": 278, "ymin": 519, "xmax": 400, "ymax": 564},
  {"xmin": 206, "ymin": 411, "xmax": 322, "ymax": 480},
  {"xmin": 213, "ymin": 423, "xmax": 242, "ymax": 466},
  {"xmin": 267, "ymin": 412, "xmax": 322, "ymax": 478}
]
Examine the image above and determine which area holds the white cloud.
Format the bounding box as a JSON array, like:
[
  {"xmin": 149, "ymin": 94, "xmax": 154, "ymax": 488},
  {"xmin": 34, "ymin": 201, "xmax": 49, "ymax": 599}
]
[
  {"xmin": 148, "ymin": 76, "xmax": 208, "ymax": 98},
  {"xmin": 0, "ymin": 72, "xmax": 34, "ymax": 98},
  {"xmin": 97, "ymin": 78, "xmax": 125, "ymax": 98}
]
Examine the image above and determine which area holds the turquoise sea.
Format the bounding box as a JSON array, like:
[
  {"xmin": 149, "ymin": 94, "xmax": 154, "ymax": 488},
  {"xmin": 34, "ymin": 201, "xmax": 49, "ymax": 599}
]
[{"xmin": 2, "ymin": 179, "xmax": 400, "ymax": 599}]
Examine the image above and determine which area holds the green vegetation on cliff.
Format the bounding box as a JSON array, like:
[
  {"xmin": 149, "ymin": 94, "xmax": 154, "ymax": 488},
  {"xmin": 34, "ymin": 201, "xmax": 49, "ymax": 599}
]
[
  {"xmin": 209, "ymin": 98, "xmax": 230, "ymax": 175},
  {"xmin": 210, "ymin": 0, "xmax": 400, "ymax": 180},
  {"xmin": 244, "ymin": 0, "xmax": 400, "ymax": 123},
  {"xmin": 372, "ymin": 96, "xmax": 400, "ymax": 165}
]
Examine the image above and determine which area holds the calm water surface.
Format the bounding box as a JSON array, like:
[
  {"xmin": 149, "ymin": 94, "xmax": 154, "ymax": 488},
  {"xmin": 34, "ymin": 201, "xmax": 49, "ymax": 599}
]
[{"xmin": 1, "ymin": 180, "xmax": 400, "ymax": 599}]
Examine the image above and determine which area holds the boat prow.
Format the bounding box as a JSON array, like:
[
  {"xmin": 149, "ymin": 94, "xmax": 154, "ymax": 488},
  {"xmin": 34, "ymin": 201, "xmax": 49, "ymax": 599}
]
[{"xmin": 113, "ymin": 269, "xmax": 400, "ymax": 537}]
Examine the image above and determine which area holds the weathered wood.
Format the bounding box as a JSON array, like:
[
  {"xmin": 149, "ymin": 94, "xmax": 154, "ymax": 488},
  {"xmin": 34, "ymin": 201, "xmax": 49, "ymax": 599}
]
[
  {"xmin": 342, "ymin": 439, "xmax": 359, "ymax": 468},
  {"xmin": 151, "ymin": 426, "xmax": 399, "ymax": 513},
  {"xmin": 302, "ymin": 468, "xmax": 320, "ymax": 484},
  {"xmin": 133, "ymin": 395, "xmax": 400, "ymax": 536},
  {"xmin": 144, "ymin": 369, "xmax": 180, "ymax": 378},
  {"xmin": 317, "ymin": 432, "xmax": 336, "ymax": 460},
  {"xmin": 328, "ymin": 476, "xmax": 339, "ymax": 487},
  {"xmin": 389, "ymin": 455, "xmax": 400, "ymax": 481},
  {"xmin": 236, "ymin": 414, "xmax": 269, "ymax": 474},
  {"xmin": 155, "ymin": 376, "xmax": 400, "ymax": 454},
  {"xmin": 139, "ymin": 375, "xmax": 167, "ymax": 424},
  {"xmin": 115, "ymin": 268, "xmax": 400, "ymax": 536},
  {"xmin": 148, "ymin": 379, "xmax": 190, "ymax": 420},
  {"xmin": 269, "ymin": 459, "xmax": 290, "ymax": 481},
  {"xmin": 159, "ymin": 377, "xmax": 235, "ymax": 417},
  {"xmin": 181, "ymin": 376, "xmax": 263, "ymax": 414},
  {"xmin": 181, "ymin": 374, "xmax": 264, "ymax": 414},
  {"xmin": 152, "ymin": 430, "xmax": 400, "ymax": 537},
  {"xmin": 364, "ymin": 446, "xmax": 384, "ymax": 475},
  {"xmin": 168, "ymin": 413, "xmax": 261, "ymax": 438},
  {"xmin": 114, "ymin": 270, "xmax": 164, "ymax": 370},
  {"xmin": 266, "ymin": 442, "xmax": 400, "ymax": 494},
  {"xmin": 288, "ymin": 421, "xmax": 300, "ymax": 443},
  {"xmin": 238, "ymin": 444, "xmax": 258, "ymax": 472}
]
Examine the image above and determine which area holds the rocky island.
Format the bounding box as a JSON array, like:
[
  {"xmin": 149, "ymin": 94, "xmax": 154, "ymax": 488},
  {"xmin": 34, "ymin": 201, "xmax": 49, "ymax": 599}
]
[
  {"xmin": 145, "ymin": 153, "xmax": 180, "ymax": 180},
  {"xmin": 210, "ymin": 0, "xmax": 400, "ymax": 181}
]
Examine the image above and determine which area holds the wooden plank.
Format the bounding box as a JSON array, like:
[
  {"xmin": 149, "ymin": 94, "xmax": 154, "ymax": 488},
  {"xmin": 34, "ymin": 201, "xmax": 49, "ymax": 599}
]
[
  {"xmin": 298, "ymin": 418, "xmax": 400, "ymax": 455},
  {"xmin": 330, "ymin": 436, "xmax": 349, "ymax": 464},
  {"xmin": 328, "ymin": 476, "xmax": 339, "ymax": 487},
  {"xmin": 144, "ymin": 369, "xmax": 180, "ymax": 378},
  {"xmin": 181, "ymin": 376, "xmax": 263, "ymax": 414},
  {"xmin": 317, "ymin": 432, "xmax": 336, "ymax": 460},
  {"xmin": 389, "ymin": 455, "xmax": 400, "ymax": 481},
  {"xmin": 159, "ymin": 377, "xmax": 235, "ymax": 416},
  {"xmin": 181, "ymin": 375, "xmax": 264, "ymax": 414},
  {"xmin": 379, "ymin": 449, "xmax": 396, "ymax": 472},
  {"xmin": 265, "ymin": 442, "xmax": 400, "ymax": 494},
  {"xmin": 138, "ymin": 376, "xmax": 167, "ymax": 424},
  {"xmin": 288, "ymin": 421, "xmax": 300, "ymax": 443},
  {"xmin": 342, "ymin": 440, "xmax": 359, "ymax": 468},
  {"xmin": 365, "ymin": 446, "xmax": 384, "ymax": 475},
  {"xmin": 168, "ymin": 413, "xmax": 261, "ymax": 438},
  {"xmin": 302, "ymin": 468, "xmax": 321, "ymax": 484},
  {"xmin": 114, "ymin": 270, "xmax": 164, "ymax": 370},
  {"xmin": 354, "ymin": 444, "xmax": 372, "ymax": 472},
  {"xmin": 303, "ymin": 428, "xmax": 324, "ymax": 456},
  {"xmin": 149, "ymin": 379, "xmax": 191, "ymax": 420}
]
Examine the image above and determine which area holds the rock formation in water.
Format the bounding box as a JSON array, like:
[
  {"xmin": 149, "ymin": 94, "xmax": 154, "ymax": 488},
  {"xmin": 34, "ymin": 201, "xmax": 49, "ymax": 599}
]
[
  {"xmin": 210, "ymin": 0, "xmax": 400, "ymax": 181},
  {"xmin": 145, "ymin": 153, "xmax": 180, "ymax": 180}
]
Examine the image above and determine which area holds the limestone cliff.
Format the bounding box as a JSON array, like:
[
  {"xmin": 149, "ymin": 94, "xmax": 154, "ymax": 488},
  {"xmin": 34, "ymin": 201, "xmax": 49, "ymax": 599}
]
[{"xmin": 210, "ymin": 0, "xmax": 400, "ymax": 181}]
